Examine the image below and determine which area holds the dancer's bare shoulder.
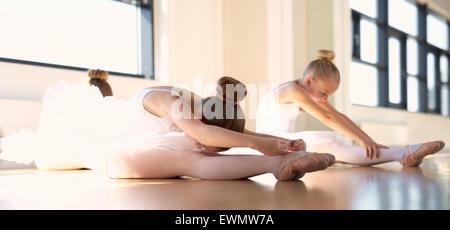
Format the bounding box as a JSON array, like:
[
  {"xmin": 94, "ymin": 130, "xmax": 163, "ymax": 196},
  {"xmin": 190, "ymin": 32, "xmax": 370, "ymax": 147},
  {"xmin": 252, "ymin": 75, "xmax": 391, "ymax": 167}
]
[
  {"xmin": 275, "ymin": 80, "xmax": 308, "ymax": 104},
  {"xmin": 142, "ymin": 86, "xmax": 200, "ymax": 118}
]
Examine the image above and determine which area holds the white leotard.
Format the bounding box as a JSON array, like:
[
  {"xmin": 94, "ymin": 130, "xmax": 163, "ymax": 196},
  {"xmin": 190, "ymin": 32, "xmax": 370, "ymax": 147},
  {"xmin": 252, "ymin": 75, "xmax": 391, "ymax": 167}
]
[
  {"xmin": 256, "ymin": 90, "xmax": 303, "ymax": 135},
  {"xmin": 129, "ymin": 87, "xmax": 183, "ymax": 133}
]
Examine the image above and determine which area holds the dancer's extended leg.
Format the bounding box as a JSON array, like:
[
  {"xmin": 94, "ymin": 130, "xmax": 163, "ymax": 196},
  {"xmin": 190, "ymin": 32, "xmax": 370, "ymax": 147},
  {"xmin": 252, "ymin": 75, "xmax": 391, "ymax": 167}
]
[
  {"xmin": 304, "ymin": 138, "xmax": 444, "ymax": 167},
  {"xmin": 107, "ymin": 146, "xmax": 334, "ymax": 180}
]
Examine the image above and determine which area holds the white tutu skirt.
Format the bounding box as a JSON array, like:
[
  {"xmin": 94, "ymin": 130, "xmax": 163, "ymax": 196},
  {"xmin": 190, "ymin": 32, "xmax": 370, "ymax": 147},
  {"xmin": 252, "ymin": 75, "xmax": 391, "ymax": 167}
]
[{"xmin": 0, "ymin": 80, "xmax": 203, "ymax": 172}]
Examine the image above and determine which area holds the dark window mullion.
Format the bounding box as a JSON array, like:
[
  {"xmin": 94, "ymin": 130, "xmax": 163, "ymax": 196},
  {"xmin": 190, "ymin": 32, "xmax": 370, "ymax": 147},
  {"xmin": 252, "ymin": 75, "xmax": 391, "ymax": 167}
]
[
  {"xmin": 435, "ymin": 51, "xmax": 442, "ymax": 114},
  {"xmin": 387, "ymin": 27, "xmax": 423, "ymax": 43},
  {"xmin": 352, "ymin": 10, "xmax": 382, "ymax": 25},
  {"xmin": 377, "ymin": 0, "xmax": 389, "ymax": 107},
  {"xmin": 400, "ymin": 35, "xmax": 408, "ymax": 110},
  {"xmin": 418, "ymin": 3, "xmax": 428, "ymax": 112},
  {"xmin": 389, "ymin": 31, "xmax": 408, "ymax": 109},
  {"xmin": 0, "ymin": 57, "xmax": 145, "ymax": 79},
  {"xmin": 447, "ymin": 21, "xmax": 450, "ymax": 116},
  {"xmin": 351, "ymin": 58, "xmax": 384, "ymax": 69},
  {"xmin": 138, "ymin": 1, "xmax": 154, "ymax": 79},
  {"xmin": 352, "ymin": 11, "xmax": 361, "ymax": 59},
  {"xmin": 425, "ymin": 44, "xmax": 450, "ymax": 56}
]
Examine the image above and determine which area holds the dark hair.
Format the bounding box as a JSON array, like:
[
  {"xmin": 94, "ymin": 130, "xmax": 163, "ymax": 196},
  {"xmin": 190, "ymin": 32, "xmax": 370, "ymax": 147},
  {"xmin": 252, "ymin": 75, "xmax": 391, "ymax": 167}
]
[
  {"xmin": 201, "ymin": 76, "xmax": 247, "ymax": 133},
  {"xmin": 88, "ymin": 69, "xmax": 113, "ymax": 97}
]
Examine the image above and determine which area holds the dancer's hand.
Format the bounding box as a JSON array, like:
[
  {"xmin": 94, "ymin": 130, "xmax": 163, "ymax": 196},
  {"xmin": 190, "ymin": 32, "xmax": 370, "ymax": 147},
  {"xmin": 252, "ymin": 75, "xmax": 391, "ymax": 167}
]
[
  {"xmin": 289, "ymin": 139, "xmax": 306, "ymax": 151},
  {"xmin": 357, "ymin": 138, "xmax": 389, "ymax": 159},
  {"xmin": 254, "ymin": 137, "xmax": 290, "ymax": 156}
]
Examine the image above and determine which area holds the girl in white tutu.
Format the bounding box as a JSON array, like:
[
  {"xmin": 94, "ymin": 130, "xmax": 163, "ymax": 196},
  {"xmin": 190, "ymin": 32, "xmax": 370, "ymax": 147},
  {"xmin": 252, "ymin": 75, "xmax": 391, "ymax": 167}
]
[
  {"xmin": 256, "ymin": 50, "xmax": 445, "ymax": 167},
  {"xmin": 0, "ymin": 72, "xmax": 334, "ymax": 181}
]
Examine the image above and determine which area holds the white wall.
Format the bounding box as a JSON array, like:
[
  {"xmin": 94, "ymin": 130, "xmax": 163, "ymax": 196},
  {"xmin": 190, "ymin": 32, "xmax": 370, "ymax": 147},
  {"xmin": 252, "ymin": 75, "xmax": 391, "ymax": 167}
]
[
  {"xmin": 304, "ymin": 0, "xmax": 336, "ymax": 132},
  {"xmin": 222, "ymin": 0, "xmax": 310, "ymax": 130},
  {"xmin": 157, "ymin": 0, "xmax": 224, "ymax": 90}
]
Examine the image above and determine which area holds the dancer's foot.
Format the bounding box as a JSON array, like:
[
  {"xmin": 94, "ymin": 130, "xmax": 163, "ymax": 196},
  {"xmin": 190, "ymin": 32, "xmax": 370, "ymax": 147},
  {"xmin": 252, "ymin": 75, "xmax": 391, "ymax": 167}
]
[
  {"xmin": 401, "ymin": 140, "xmax": 445, "ymax": 167},
  {"xmin": 275, "ymin": 152, "xmax": 335, "ymax": 181}
]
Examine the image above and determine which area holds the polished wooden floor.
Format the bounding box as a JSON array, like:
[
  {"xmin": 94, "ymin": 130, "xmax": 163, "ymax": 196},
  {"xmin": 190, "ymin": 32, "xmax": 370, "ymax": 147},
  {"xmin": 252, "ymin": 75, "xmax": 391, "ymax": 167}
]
[{"xmin": 0, "ymin": 153, "xmax": 449, "ymax": 210}]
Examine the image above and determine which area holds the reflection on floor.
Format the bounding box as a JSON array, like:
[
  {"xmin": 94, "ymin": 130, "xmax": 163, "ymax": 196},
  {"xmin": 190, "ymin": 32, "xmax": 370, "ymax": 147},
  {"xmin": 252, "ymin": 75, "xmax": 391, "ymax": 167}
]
[{"xmin": 0, "ymin": 153, "xmax": 449, "ymax": 210}]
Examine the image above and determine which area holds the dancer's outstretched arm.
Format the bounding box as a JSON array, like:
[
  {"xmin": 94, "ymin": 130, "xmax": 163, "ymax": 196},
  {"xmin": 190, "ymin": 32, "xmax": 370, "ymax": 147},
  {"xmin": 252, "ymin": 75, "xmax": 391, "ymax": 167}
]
[
  {"xmin": 317, "ymin": 100, "xmax": 370, "ymax": 141},
  {"xmin": 244, "ymin": 129, "xmax": 306, "ymax": 151},
  {"xmin": 175, "ymin": 118, "xmax": 289, "ymax": 156},
  {"xmin": 277, "ymin": 83, "xmax": 384, "ymax": 159},
  {"xmin": 152, "ymin": 91, "xmax": 291, "ymax": 156},
  {"xmin": 243, "ymin": 129, "xmax": 283, "ymax": 139},
  {"xmin": 317, "ymin": 100, "xmax": 389, "ymax": 159}
]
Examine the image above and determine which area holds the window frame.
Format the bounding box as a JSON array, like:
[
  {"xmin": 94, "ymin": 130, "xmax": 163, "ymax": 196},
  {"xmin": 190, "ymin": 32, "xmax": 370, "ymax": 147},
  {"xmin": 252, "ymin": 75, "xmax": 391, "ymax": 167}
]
[
  {"xmin": 0, "ymin": 0, "xmax": 154, "ymax": 79},
  {"xmin": 351, "ymin": 0, "xmax": 450, "ymax": 116}
]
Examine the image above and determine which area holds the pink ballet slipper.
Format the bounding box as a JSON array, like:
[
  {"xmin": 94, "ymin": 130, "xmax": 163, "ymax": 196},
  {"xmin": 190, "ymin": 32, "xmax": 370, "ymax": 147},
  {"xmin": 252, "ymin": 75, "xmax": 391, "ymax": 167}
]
[
  {"xmin": 401, "ymin": 140, "xmax": 445, "ymax": 167},
  {"xmin": 275, "ymin": 153, "xmax": 335, "ymax": 181}
]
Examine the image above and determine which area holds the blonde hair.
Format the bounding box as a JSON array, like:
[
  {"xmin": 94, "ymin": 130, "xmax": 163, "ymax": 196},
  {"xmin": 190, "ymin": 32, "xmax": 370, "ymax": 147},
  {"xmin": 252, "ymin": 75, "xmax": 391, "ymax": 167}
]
[
  {"xmin": 302, "ymin": 50, "xmax": 340, "ymax": 84},
  {"xmin": 88, "ymin": 69, "xmax": 113, "ymax": 97}
]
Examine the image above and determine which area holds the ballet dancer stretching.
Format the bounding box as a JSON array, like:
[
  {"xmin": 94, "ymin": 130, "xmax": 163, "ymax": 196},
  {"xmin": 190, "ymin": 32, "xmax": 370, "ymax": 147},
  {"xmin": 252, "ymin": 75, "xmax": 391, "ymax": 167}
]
[
  {"xmin": 256, "ymin": 50, "xmax": 445, "ymax": 167},
  {"xmin": 107, "ymin": 77, "xmax": 334, "ymax": 180}
]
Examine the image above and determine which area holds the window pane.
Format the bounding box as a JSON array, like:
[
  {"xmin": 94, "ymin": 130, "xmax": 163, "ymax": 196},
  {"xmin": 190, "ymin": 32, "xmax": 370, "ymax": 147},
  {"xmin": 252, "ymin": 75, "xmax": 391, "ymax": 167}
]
[
  {"xmin": 350, "ymin": 62, "xmax": 379, "ymax": 106},
  {"xmin": 389, "ymin": 38, "xmax": 402, "ymax": 104},
  {"xmin": 441, "ymin": 55, "xmax": 448, "ymax": 83},
  {"xmin": 360, "ymin": 19, "xmax": 378, "ymax": 64},
  {"xmin": 349, "ymin": 0, "xmax": 377, "ymax": 18},
  {"xmin": 442, "ymin": 86, "xmax": 449, "ymax": 116},
  {"xmin": 0, "ymin": 0, "xmax": 139, "ymax": 74},
  {"xmin": 407, "ymin": 76, "xmax": 420, "ymax": 112},
  {"xmin": 428, "ymin": 53, "xmax": 436, "ymax": 110},
  {"xmin": 407, "ymin": 39, "xmax": 419, "ymax": 76},
  {"xmin": 427, "ymin": 14, "xmax": 449, "ymax": 50},
  {"xmin": 388, "ymin": 0, "xmax": 418, "ymax": 36}
]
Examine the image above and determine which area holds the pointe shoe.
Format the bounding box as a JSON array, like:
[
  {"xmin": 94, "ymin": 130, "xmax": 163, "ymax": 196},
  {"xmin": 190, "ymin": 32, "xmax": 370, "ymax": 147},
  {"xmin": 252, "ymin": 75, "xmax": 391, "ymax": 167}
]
[
  {"xmin": 275, "ymin": 153, "xmax": 335, "ymax": 181},
  {"xmin": 401, "ymin": 140, "xmax": 445, "ymax": 168}
]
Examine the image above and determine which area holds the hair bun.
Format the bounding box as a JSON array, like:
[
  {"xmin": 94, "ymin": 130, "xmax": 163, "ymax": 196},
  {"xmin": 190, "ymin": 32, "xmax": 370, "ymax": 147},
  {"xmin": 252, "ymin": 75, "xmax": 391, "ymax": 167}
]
[
  {"xmin": 317, "ymin": 50, "xmax": 335, "ymax": 61},
  {"xmin": 216, "ymin": 76, "xmax": 247, "ymax": 104},
  {"xmin": 88, "ymin": 69, "xmax": 109, "ymax": 81}
]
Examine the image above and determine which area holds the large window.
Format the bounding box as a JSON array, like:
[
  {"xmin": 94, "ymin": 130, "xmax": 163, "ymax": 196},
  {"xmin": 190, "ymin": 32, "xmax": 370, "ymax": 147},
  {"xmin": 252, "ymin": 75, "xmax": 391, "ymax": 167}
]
[
  {"xmin": 0, "ymin": 0, "xmax": 154, "ymax": 78},
  {"xmin": 350, "ymin": 0, "xmax": 450, "ymax": 117}
]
